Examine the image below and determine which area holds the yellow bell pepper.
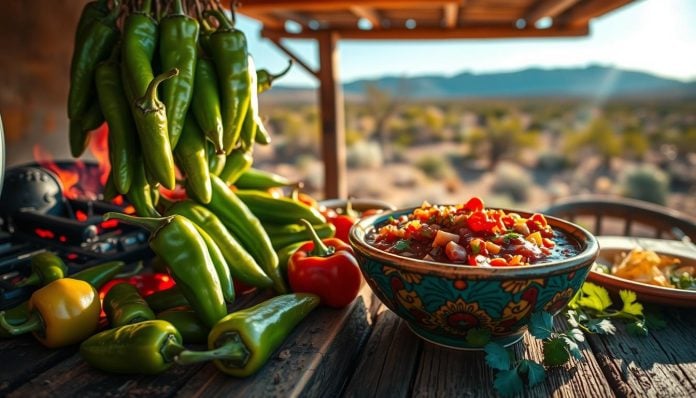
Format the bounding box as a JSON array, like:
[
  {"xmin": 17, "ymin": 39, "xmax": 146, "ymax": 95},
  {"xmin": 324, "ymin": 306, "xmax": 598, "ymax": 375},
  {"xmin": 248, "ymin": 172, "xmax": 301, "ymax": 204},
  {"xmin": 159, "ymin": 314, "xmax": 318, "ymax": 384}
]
[{"xmin": 0, "ymin": 278, "xmax": 101, "ymax": 347}]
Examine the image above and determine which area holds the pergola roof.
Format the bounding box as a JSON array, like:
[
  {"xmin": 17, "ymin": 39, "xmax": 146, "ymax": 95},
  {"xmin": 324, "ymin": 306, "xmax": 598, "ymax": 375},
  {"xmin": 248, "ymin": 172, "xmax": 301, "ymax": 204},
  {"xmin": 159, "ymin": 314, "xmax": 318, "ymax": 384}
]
[
  {"xmin": 236, "ymin": 0, "xmax": 637, "ymax": 199},
  {"xmin": 239, "ymin": 0, "xmax": 635, "ymax": 40}
]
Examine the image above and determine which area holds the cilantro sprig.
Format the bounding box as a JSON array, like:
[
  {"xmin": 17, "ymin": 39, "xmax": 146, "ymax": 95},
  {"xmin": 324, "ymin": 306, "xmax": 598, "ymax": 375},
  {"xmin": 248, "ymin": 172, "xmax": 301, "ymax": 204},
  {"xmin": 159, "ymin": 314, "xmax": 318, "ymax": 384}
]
[{"xmin": 483, "ymin": 282, "xmax": 664, "ymax": 397}]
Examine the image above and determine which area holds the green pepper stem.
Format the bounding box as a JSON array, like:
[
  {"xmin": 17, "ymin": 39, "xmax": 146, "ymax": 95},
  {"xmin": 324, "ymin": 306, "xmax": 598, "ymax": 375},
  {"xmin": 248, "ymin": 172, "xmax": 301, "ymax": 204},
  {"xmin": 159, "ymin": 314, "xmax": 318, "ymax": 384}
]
[
  {"xmin": 14, "ymin": 273, "xmax": 40, "ymax": 288},
  {"xmin": 270, "ymin": 60, "xmax": 293, "ymax": 82},
  {"xmin": 136, "ymin": 69, "xmax": 179, "ymax": 113},
  {"xmin": 300, "ymin": 219, "xmax": 335, "ymax": 257},
  {"xmin": 203, "ymin": 9, "xmax": 234, "ymax": 31},
  {"xmin": 172, "ymin": 0, "xmax": 185, "ymax": 15},
  {"xmin": 139, "ymin": 0, "xmax": 153, "ymax": 15},
  {"xmin": 0, "ymin": 311, "xmax": 43, "ymax": 336},
  {"xmin": 176, "ymin": 331, "xmax": 250, "ymax": 367},
  {"xmin": 103, "ymin": 212, "xmax": 173, "ymax": 234}
]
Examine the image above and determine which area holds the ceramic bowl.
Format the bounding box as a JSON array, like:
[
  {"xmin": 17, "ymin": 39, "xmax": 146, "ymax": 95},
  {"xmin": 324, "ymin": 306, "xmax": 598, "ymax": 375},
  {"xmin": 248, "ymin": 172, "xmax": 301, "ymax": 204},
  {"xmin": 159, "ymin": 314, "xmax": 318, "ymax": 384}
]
[{"xmin": 349, "ymin": 207, "xmax": 599, "ymax": 350}]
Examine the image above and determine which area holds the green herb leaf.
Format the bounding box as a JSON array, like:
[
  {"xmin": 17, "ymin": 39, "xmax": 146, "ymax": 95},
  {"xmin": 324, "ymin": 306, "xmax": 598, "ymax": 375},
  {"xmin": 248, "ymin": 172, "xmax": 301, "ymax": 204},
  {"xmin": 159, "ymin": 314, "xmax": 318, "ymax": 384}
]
[
  {"xmin": 576, "ymin": 282, "xmax": 612, "ymax": 312},
  {"xmin": 563, "ymin": 336, "xmax": 583, "ymax": 360},
  {"xmin": 543, "ymin": 337, "xmax": 570, "ymax": 367},
  {"xmin": 520, "ymin": 360, "xmax": 546, "ymax": 387},
  {"xmin": 619, "ymin": 290, "xmax": 643, "ymax": 316},
  {"xmin": 587, "ymin": 318, "xmax": 616, "ymax": 335},
  {"xmin": 626, "ymin": 320, "xmax": 649, "ymax": 337},
  {"xmin": 484, "ymin": 342, "xmax": 512, "ymax": 371},
  {"xmin": 466, "ymin": 328, "xmax": 492, "ymax": 347},
  {"xmin": 393, "ymin": 240, "xmax": 410, "ymax": 251},
  {"xmin": 529, "ymin": 311, "xmax": 554, "ymax": 339},
  {"xmin": 493, "ymin": 369, "xmax": 524, "ymax": 397}
]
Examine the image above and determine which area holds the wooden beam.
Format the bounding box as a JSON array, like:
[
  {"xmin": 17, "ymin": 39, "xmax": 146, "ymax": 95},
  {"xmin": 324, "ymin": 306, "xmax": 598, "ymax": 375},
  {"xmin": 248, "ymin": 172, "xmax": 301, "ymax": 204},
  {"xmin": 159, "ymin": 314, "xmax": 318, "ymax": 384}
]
[
  {"xmin": 350, "ymin": 6, "xmax": 382, "ymax": 28},
  {"xmin": 263, "ymin": 24, "xmax": 589, "ymax": 40},
  {"xmin": 442, "ymin": 3, "xmax": 459, "ymax": 28},
  {"xmin": 525, "ymin": 0, "xmax": 580, "ymax": 25},
  {"xmin": 266, "ymin": 37, "xmax": 320, "ymax": 80},
  {"xmin": 244, "ymin": 12, "xmax": 285, "ymax": 30},
  {"xmin": 239, "ymin": 0, "xmax": 458, "ymax": 13},
  {"xmin": 317, "ymin": 31, "xmax": 347, "ymax": 199},
  {"xmin": 557, "ymin": 0, "xmax": 634, "ymax": 27}
]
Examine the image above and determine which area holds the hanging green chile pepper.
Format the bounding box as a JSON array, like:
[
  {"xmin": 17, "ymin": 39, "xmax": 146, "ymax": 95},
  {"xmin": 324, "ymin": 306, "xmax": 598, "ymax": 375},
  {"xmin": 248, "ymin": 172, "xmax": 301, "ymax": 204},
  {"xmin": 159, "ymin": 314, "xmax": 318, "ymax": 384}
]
[
  {"xmin": 80, "ymin": 319, "xmax": 241, "ymax": 374},
  {"xmin": 204, "ymin": 8, "xmax": 250, "ymax": 154},
  {"xmin": 159, "ymin": 0, "xmax": 199, "ymax": 148},
  {"xmin": 235, "ymin": 189, "xmax": 327, "ymax": 225},
  {"xmin": 207, "ymin": 142, "xmax": 226, "ymax": 176},
  {"xmin": 192, "ymin": 56, "xmax": 225, "ymax": 154},
  {"xmin": 104, "ymin": 212, "xmax": 227, "ymax": 328},
  {"xmin": 235, "ymin": 167, "xmax": 293, "ymax": 190},
  {"xmin": 74, "ymin": 0, "xmax": 109, "ymax": 41},
  {"xmin": 218, "ymin": 148, "xmax": 253, "ymax": 185},
  {"xmin": 175, "ymin": 113, "xmax": 212, "ymax": 204},
  {"xmin": 257, "ymin": 60, "xmax": 293, "ymax": 95},
  {"xmin": 192, "ymin": 224, "xmax": 235, "ymax": 304},
  {"xmin": 207, "ymin": 175, "xmax": 282, "ymax": 292},
  {"xmin": 1, "ymin": 261, "xmax": 124, "ymax": 339},
  {"xmin": 208, "ymin": 293, "xmax": 320, "ymax": 377},
  {"xmin": 0, "ymin": 278, "xmax": 101, "ymax": 348},
  {"xmin": 15, "ymin": 252, "xmax": 68, "ymax": 288},
  {"xmin": 95, "ymin": 44, "xmax": 137, "ymax": 194},
  {"xmin": 156, "ymin": 307, "xmax": 209, "ymax": 344},
  {"xmin": 67, "ymin": 4, "xmax": 119, "ymax": 120},
  {"xmin": 132, "ymin": 68, "xmax": 178, "ymax": 190},
  {"xmin": 121, "ymin": 0, "xmax": 158, "ymax": 101},
  {"xmin": 70, "ymin": 101, "xmax": 105, "ymax": 158},
  {"xmin": 266, "ymin": 222, "xmax": 336, "ymax": 251},
  {"xmin": 165, "ymin": 200, "xmax": 272, "ymax": 289},
  {"xmin": 126, "ymin": 160, "xmax": 161, "ymax": 217},
  {"xmin": 254, "ymin": 118, "xmax": 272, "ymax": 146},
  {"xmin": 238, "ymin": 55, "xmax": 261, "ymax": 152},
  {"xmin": 104, "ymin": 282, "xmax": 156, "ymax": 328},
  {"xmin": 103, "ymin": 171, "xmax": 119, "ymax": 202}
]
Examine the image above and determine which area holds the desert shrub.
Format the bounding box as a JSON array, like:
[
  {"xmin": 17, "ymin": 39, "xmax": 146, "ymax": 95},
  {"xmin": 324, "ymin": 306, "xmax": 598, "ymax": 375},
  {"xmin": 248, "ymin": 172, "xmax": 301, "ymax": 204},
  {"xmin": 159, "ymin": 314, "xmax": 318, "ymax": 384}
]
[
  {"xmin": 491, "ymin": 163, "xmax": 533, "ymax": 202},
  {"xmin": 415, "ymin": 154, "xmax": 452, "ymax": 180},
  {"xmin": 346, "ymin": 140, "xmax": 383, "ymax": 169},
  {"xmin": 618, "ymin": 164, "xmax": 670, "ymax": 205}
]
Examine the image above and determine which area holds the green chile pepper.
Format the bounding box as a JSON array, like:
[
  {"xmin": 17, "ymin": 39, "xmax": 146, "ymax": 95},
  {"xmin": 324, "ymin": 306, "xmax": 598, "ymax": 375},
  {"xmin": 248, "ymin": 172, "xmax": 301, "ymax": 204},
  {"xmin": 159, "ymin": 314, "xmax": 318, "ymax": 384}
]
[
  {"xmin": 207, "ymin": 176, "xmax": 281, "ymax": 292},
  {"xmin": 257, "ymin": 60, "xmax": 292, "ymax": 95},
  {"xmin": 104, "ymin": 282, "xmax": 156, "ymax": 327},
  {"xmin": 95, "ymin": 45, "xmax": 137, "ymax": 194},
  {"xmin": 121, "ymin": 0, "xmax": 157, "ymax": 101},
  {"xmin": 238, "ymin": 55, "xmax": 261, "ymax": 152},
  {"xmin": 218, "ymin": 148, "xmax": 253, "ymax": 185},
  {"xmin": 156, "ymin": 307, "xmax": 209, "ymax": 344},
  {"xmin": 1, "ymin": 261, "xmax": 124, "ymax": 339},
  {"xmin": 207, "ymin": 142, "xmax": 226, "ymax": 176},
  {"xmin": 204, "ymin": 9, "xmax": 250, "ymax": 154},
  {"xmin": 67, "ymin": 4, "xmax": 119, "ymax": 120},
  {"xmin": 103, "ymin": 172, "xmax": 119, "ymax": 202},
  {"xmin": 234, "ymin": 168, "xmax": 293, "ymax": 190},
  {"xmin": 70, "ymin": 102, "xmax": 104, "ymax": 158},
  {"xmin": 165, "ymin": 200, "xmax": 272, "ymax": 289},
  {"xmin": 132, "ymin": 69, "xmax": 178, "ymax": 190},
  {"xmin": 276, "ymin": 241, "xmax": 305, "ymax": 285},
  {"xmin": 80, "ymin": 320, "xmax": 238, "ymax": 374},
  {"xmin": 208, "ymin": 293, "xmax": 320, "ymax": 377},
  {"xmin": 15, "ymin": 252, "xmax": 68, "ymax": 288},
  {"xmin": 126, "ymin": 160, "xmax": 161, "ymax": 217},
  {"xmin": 104, "ymin": 212, "xmax": 227, "ymax": 328},
  {"xmin": 159, "ymin": 0, "xmax": 199, "ymax": 148},
  {"xmin": 145, "ymin": 285, "xmax": 189, "ymax": 313},
  {"xmin": 192, "ymin": 56, "xmax": 225, "ymax": 154},
  {"xmin": 266, "ymin": 222, "xmax": 336, "ymax": 251},
  {"xmin": 254, "ymin": 119, "xmax": 272, "ymax": 146},
  {"xmin": 235, "ymin": 189, "xmax": 326, "ymax": 225},
  {"xmin": 74, "ymin": 0, "xmax": 109, "ymax": 40},
  {"xmin": 175, "ymin": 113, "xmax": 212, "ymax": 204},
  {"xmin": 192, "ymin": 224, "xmax": 235, "ymax": 304}
]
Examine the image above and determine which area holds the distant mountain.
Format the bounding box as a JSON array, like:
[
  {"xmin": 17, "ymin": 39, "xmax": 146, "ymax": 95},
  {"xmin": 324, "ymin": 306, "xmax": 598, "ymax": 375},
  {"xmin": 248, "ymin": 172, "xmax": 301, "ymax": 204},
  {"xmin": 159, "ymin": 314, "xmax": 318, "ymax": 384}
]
[{"xmin": 267, "ymin": 65, "xmax": 696, "ymax": 101}]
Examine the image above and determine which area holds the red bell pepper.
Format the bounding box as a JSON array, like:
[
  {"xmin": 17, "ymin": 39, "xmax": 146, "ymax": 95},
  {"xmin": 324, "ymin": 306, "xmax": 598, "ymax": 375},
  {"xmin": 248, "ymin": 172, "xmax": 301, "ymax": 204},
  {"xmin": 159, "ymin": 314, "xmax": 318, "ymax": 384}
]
[{"xmin": 288, "ymin": 220, "xmax": 362, "ymax": 308}]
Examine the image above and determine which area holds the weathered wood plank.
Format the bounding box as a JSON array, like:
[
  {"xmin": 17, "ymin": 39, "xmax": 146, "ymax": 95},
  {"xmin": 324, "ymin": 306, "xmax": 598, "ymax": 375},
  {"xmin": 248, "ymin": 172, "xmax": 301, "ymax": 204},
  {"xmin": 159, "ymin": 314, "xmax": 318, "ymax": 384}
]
[
  {"xmin": 587, "ymin": 307, "xmax": 696, "ymax": 397},
  {"xmin": 4, "ymin": 290, "xmax": 267, "ymax": 397},
  {"xmin": 0, "ymin": 335, "xmax": 76, "ymax": 395},
  {"xmin": 176, "ymin": 291, "xmax": 373, "ymax": 398},
  {"xmin": 342, "ymin": 306, "xmax": 423, "ymax": 398}
]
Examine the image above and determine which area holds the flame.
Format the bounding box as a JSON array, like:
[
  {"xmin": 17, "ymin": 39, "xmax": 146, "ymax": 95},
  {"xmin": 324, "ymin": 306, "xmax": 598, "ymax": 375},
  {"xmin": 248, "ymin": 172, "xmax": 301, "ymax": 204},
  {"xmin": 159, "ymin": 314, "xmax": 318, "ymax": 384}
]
[
  {"xmin": 33, "ymin": 145, "xmax": 81, "ymax": 199},
  {"xmin": 88, "ymin": 123, "xmax": 111, "ymax": 186}
]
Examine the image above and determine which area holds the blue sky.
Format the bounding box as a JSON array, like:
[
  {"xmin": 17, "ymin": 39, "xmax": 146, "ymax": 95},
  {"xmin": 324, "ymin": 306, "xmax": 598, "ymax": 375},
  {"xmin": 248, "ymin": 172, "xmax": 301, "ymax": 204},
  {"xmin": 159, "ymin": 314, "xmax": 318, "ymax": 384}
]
[{"xmin": 237, "ymin": 0, "xmax": 696, "ymax": 87}]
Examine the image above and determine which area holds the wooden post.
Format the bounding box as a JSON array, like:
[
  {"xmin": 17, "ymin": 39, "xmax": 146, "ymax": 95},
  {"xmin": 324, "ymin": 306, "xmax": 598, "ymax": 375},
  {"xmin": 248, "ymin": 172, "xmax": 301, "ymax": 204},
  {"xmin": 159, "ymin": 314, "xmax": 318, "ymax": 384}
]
[{"xmin": 317, "ymin": 31, "xmax": 346, "ymax": 199}]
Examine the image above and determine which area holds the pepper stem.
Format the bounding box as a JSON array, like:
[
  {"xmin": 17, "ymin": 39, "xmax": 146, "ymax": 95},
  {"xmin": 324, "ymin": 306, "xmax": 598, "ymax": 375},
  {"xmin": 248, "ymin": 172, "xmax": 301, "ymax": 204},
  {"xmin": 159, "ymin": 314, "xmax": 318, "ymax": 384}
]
[
  {"xmin": 300, "ymin": 219, "xmax": 335, "ymax": 257},
  {"xmin": 0, "ymin": 311, "xmax": 43, "ymax": 336},
  {"xmin": 135, "ymin": 69, "xmax": 179, "ymax": 113},
  {"xmin": 175, "ymin": 332, "xmax": 250, "ymax": 367},
  {"xmin": 270, "ymin": 60, "xmax": 293, "ymax": 82},
  {"xmin": 15, "ymin": 273, "xmax": 40, "ymax": 288},
  {"xmin": 203, "ymin": 9, "xmax": 234, "ymax": 31},
  {"xmin": 172, "ymin": 0, "xmax": 185, "ymax": 16},
  {"xmin": 103, "ymin": 212, "xmax": 173, "ymax": 234}
]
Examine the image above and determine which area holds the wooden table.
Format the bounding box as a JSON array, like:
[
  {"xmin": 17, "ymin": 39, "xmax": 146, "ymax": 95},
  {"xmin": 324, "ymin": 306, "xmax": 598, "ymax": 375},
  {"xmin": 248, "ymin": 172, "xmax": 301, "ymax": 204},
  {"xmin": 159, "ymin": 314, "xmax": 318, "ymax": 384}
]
[{"xmin": 2, "ymin": 240, "xmax": 696, "ymax": 397}]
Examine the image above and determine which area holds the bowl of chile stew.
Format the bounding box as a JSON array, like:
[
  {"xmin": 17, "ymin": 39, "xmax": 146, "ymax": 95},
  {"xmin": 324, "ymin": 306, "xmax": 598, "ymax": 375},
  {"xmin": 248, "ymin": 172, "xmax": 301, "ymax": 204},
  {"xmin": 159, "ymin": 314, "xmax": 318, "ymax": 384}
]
[{"xmin": 349, "ymin": 197, "xmax": 599, "ymax": 349}]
